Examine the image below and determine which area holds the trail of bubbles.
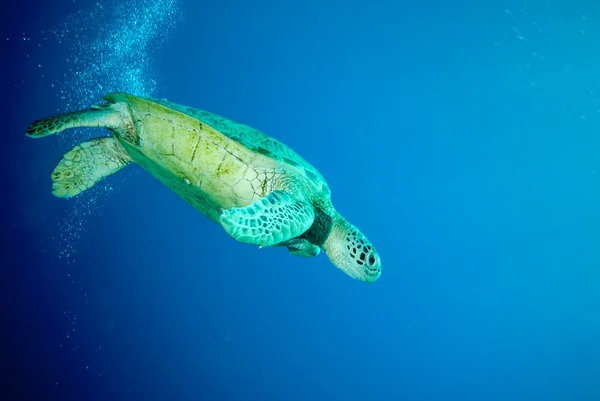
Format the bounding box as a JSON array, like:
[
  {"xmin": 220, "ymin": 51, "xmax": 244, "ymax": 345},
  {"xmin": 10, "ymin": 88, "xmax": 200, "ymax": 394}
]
[
  {"xmin": 35, "ymin": 0, "xmax": 180, "ymax": 372},
  {"xmin": 50, "ymin": 0, "xmax": 180, "ymax": 115},
  {"xmin": 45, "ymin": 0, "xmax": 180, "ymax": 254}
]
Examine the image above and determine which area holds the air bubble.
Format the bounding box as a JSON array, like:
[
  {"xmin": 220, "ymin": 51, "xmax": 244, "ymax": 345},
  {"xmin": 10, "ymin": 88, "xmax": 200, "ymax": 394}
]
[{"xmin": 35, "ymin": 0, "xmax": 180, "ymax": 356}]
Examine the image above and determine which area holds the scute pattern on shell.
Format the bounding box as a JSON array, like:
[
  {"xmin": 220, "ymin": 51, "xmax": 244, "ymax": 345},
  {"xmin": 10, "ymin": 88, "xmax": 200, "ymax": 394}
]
[{"xmin": 148, "ymin": 97, "xmax": 331, "ymax": 198}]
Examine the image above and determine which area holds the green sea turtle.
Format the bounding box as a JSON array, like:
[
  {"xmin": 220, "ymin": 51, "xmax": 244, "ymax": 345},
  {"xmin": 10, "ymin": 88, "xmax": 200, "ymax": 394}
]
[{"xmin": 26, "ymin": 93, "xmax": 381, "ymax": 283}]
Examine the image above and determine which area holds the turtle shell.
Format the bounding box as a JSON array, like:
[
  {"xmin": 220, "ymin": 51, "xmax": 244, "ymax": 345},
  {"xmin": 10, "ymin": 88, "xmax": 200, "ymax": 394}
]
[{"xmin": 148, "ymin": 97, "xmax": 331, "ymax": 198}]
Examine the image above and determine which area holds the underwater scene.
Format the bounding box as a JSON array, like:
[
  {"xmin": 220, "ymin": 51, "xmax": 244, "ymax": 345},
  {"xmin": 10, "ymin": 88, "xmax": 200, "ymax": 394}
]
[{"xmin": 4, "ymin": 0, "xmax": 600, "ymax": 400}]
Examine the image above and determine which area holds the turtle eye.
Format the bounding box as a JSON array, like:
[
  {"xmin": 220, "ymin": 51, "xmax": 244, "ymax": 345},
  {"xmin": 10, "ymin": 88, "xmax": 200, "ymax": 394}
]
[{"xmin": 368, "ymin": 255, "xmax": 376, "ymax": 266}]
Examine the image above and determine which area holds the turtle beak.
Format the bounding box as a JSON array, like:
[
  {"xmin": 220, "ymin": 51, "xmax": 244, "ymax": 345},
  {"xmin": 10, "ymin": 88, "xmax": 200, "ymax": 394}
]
[
  {"xmin": 324, "ymin": 251, "xmax": 381, "ymax": 283},
  {"xmin": 362, "ymin": 263, "xmax": 381, "ymax": 283}
]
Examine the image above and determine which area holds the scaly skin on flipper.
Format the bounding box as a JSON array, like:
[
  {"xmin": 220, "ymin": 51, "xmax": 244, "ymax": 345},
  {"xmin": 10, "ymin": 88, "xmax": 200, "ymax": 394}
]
[
  {"xmin": 220, "ymin": 190, "xmax": 315, "ymax": 247},
  {"xmin": 27, "ymin": 92, "xmax": 382, "ymax": 283},
  {"xmin": 26, "ymin": 108, "xmax": 124, "ymax": 138},
  {"xmin": 51, "ymin": 137, "xmax": 133, "ymax": 198}
]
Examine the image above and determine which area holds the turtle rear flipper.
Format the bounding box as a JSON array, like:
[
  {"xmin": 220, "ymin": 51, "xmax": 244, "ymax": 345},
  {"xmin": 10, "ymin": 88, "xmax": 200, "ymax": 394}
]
[
  {"xmin": 51, "ymin": 137, "xmax": 133, "ymax": 198},
  {"xmin": 26, "ymin": 106, "xmax": 123, "ymax": 138}
]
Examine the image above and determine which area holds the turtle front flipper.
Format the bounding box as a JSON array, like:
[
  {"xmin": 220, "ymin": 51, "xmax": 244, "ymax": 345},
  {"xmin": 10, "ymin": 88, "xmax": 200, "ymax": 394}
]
[
  {"xmin": 277, "ymin": 238, "xmax": 321, "ymax": 258},
  {"xmin": 220, "ymin": 190, "xmax": 315, "ymax": 248},
  {"xmin": 51, "ymin": 137, "xmax": 133, "ymax": 198}
]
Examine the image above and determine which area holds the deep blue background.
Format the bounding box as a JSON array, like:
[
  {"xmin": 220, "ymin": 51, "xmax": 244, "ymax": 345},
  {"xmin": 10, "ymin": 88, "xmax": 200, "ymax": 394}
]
[{"xmin": 3, "ymin": 0, "xmax": 600, "ymax": 400}]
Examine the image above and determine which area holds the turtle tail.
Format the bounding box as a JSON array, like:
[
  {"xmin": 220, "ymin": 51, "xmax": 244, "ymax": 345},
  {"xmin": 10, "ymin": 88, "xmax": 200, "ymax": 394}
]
[{"xmin": 26, "ymin": 106, "xmax": 122, "ymax": 139}]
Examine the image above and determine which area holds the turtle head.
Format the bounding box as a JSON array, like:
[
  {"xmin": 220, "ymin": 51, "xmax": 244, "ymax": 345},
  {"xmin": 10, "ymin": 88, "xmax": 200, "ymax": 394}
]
[{"xmin": 322, "ymin": 215, "xmax": 381, "ymax": 283}]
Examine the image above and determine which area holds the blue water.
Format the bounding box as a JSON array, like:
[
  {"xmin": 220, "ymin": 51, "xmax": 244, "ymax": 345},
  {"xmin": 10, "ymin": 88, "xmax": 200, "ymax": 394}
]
[{"xmin": 4, "ymin": 0, "xmax": 600, "ymax": 400}]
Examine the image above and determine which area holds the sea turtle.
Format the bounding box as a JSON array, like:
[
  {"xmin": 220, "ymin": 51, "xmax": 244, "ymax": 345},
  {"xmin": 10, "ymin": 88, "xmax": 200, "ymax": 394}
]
[{"xmin": 26, "ymin": 93, "xmax": 381, "ymax": 283}]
